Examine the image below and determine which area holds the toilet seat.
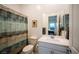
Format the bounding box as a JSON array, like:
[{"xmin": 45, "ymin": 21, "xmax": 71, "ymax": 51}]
[{"xmin": 22, "ymin": 45, "xmax": 33, "ymax": 54}]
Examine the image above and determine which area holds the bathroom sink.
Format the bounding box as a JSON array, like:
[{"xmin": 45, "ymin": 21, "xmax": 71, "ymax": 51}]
[{"xmin": 38, "ymin": 35, "xmax": 69, "ymax": 46}]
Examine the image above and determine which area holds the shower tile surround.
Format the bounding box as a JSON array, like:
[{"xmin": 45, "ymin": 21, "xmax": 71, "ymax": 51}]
[{"xmin": 0, "ymin": 5, "xmax": 28, "ymax": 54}]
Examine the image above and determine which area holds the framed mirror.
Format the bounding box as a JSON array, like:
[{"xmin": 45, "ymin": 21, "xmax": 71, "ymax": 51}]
[
  {"xmin": 48, "ymin": 14, "xmax": 69, "ymax": 39},
  {"xmin": 48, "ymin": 15, "xmax": 58, "ymax": 35}
]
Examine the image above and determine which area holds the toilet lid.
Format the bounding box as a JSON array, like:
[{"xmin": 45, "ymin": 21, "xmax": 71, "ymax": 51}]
[{"xmin": 23, "ymin": 45, "xmax": 33, "ymax": 52}]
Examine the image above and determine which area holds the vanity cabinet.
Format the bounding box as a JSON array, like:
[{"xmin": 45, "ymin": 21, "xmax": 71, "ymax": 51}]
[
  {"xmin": 38, "ymin": 36, "xmax": 70, "ymax": 54},
  {"xmin": 38, "ymin": 42, "xmax": 69, "ymax": 54},
  {"xmin": 38, "ymin": 46, "xmax": 67, "ymax": 54},
  {"xmin": 38, "ymin": 46, "xmax": 52, "ymax": 54}
]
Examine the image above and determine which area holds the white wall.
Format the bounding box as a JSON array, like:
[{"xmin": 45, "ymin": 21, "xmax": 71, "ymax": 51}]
[
  {"xmin": 21, "ymin": 4, "xmax": 70, "ymax": 38},
  {"xmin": 3, "ymin": 4, "xmax": 23, "ymax": 14},
  {"xmin": 70, "ymin": 5, "xmax": 79, "ymax": 53}
]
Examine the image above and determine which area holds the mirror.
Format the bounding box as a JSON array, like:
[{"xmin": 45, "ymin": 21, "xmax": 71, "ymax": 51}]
[
  {"xmin": 48, "ymin": 15, "xmax": 57, "ymax": 35},
  {"xmin": 60, "ymin": 14, "xmax": 69, "ymax": 39},
  {"xmin": 48, "ymin": 14, "xmax": 69, "ymax": 39}
]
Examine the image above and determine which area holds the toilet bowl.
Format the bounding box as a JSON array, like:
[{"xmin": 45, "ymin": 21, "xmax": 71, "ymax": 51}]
[
  {"xmin": 22, "ymin": 45, "xmax": 33, "ymax": 54},
  {"xmin": 22, "ymin": 36, "xmax": 37, "ymax": 54}
]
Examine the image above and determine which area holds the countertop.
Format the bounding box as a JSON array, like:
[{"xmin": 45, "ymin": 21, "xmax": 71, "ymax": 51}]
[{"xmin": 38, "ymin": 35, "xmax": 69, "ymax": 47}]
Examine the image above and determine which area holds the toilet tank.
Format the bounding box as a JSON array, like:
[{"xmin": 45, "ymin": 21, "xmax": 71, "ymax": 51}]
[{"xmin": 28, "ymin": 36, "xmax": 38, "ymax": 45}]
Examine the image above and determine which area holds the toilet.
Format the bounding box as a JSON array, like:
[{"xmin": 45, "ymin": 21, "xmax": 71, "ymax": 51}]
[
  {"xmin": 22, "ymin": 36, "xmax": 37, "ymax": 54},
  {"xmin": 22, "ymin": 45, "xmax": 33, "ymax": 54}
]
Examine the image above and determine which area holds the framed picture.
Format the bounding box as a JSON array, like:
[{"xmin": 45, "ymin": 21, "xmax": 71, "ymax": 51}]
[{"xmin": 32, "ymin": 20, "xmax": 37, "ymax": 28}]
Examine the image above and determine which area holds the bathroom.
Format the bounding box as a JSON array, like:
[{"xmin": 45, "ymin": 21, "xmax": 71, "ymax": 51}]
[{"xmin": 0, "ymin": 4, "xmax": 79, "ymax": 54}]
